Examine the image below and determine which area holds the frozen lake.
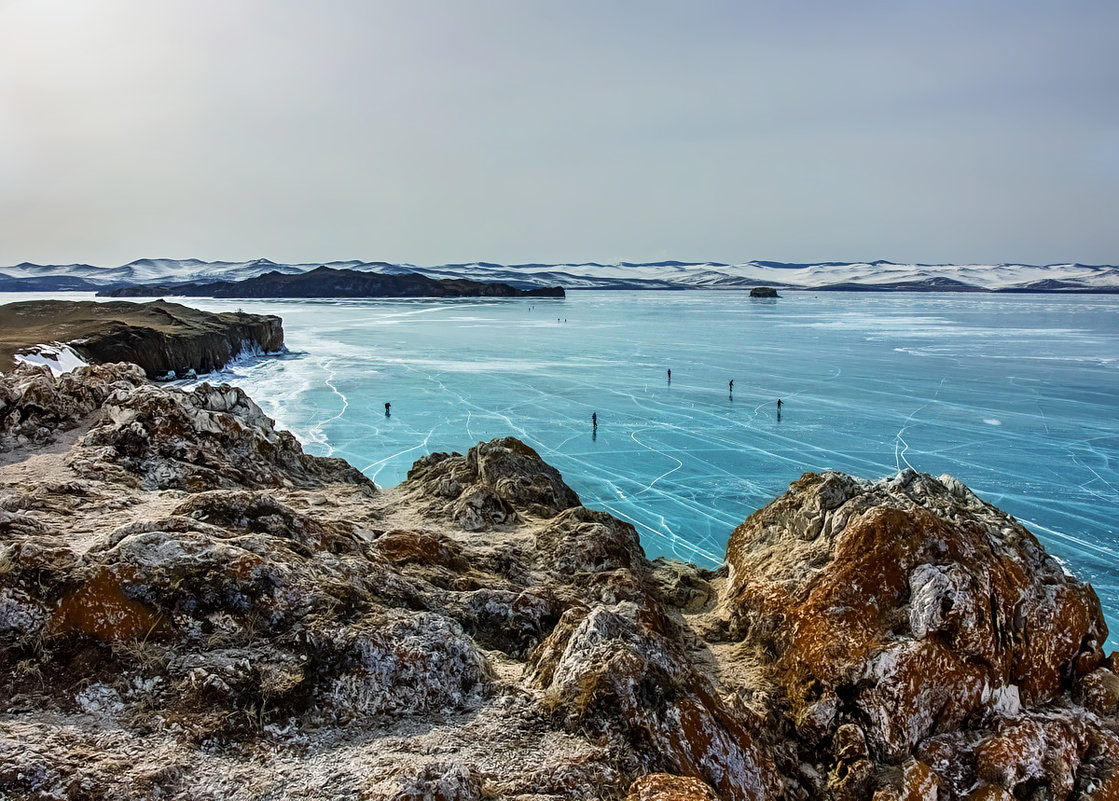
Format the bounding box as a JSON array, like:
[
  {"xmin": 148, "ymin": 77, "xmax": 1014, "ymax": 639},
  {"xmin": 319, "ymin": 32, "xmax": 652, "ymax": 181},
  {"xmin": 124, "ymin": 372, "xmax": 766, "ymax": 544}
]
[{"xmin": 7, "ymin": 290, "xmax": 1119, "ymax": 646}]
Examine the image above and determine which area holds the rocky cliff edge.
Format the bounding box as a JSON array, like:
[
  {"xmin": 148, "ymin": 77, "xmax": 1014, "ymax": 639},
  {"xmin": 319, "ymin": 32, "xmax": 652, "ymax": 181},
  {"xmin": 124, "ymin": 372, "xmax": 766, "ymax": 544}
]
[
  {"xmin": 0, "ymin": 299, "xmax": 284, "ymax": 378},
  {"xmin": 1, "ymin": 363, "xmax": 1116, "ymax": 800}
]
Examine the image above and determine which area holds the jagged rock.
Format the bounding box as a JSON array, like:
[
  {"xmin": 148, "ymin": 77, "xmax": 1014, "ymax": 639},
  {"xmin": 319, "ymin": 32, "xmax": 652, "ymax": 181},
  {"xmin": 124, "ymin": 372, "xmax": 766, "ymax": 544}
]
[
  {"xmin": 320, "ymin": 610, "xmax": 491, "ymax": 720},
  {"xmin": 1078, "ymin": 667, "xmax": 1119, "ymax": 716},
  {"xmin": 71, "ymin": 381, "xmax": 373, "ymax": 491},
  {"xmin": 748, "ymin": 287, "xmax": 780, "ymax": 298},
  {"xmin": 403, "ymin": 437, "xmax": 580, "ymax": 529},
  {"xmin": 0, "ymin": 361, "xmax": 146, "ymax": 451},
  {"xmin": 724, "ymin": 469, "xmax": 1112, "ymax": 795},
  {"xmin": 530, "ymin": 606, "xmax": 782, "ymax": 799},
  {"xmin": 173, "ymin": 490, "xmax": 362, "ymax": 554}
]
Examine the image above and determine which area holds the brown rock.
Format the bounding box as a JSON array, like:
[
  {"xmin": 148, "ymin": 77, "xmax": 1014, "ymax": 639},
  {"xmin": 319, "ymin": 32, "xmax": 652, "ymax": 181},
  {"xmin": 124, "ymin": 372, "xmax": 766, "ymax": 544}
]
[
  {"xmin": 1078, "ymin": 667, "xmax": 1119, "ymax": 717},
  {"xmin": 724, "ymin": 470, "xmax": 1108, "ymax": 764},
  {"xmin": 529, "ymin": 606, "xmax": 781, "ymax": 800},
  {"xmin": 625, "ymin": 773, "xmax": 720, "ymax": 801},
  {"xmin": 647, "ymin": 558, "xmax": 717, "ymax": 612},
  {"xmin": 0, "ymin": 361, "xmax": 146, "ymax": 452},
  {"xmin": 51, "ymin": 567, "xmax": 173, "ymax": 642},
  {"xmin": 536, "ymin": 506, "xmax": 646, "ymax": 576}
]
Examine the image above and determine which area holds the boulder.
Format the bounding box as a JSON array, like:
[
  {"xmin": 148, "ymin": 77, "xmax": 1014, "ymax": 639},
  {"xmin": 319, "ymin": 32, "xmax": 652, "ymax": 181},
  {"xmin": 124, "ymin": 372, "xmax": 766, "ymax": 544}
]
[
  {"xmin": 530, "ymin": 606, "xmax": 782, "ymax": 800},
  {"xmin": 724, "ymin": 469, "xmax": 1112, "ymax": 794},
  {"xmin": 402, "ymin": 437, "xmax": 580, "ymax": 529},
  {"xmin": 625, "ymin": 773, "xmax": 720, "ymax": 801}
]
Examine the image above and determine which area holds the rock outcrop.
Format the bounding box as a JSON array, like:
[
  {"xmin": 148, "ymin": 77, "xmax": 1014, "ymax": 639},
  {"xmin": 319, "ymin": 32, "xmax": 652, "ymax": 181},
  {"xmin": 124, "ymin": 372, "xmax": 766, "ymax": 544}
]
[
  {"xmin": 0, "ymin": 299, "xmax": 284, "ymax": 377},
  {"xmin": 748, "ymin": 286, "xmax": 780, "ymax": 298},
  {"xmin": 722, "ymin": 470, "xmax": 1117, "ymax": 799},
  {"xmin": 0, "ymin": 362, "xmax": 147, "ymax": 452},
  {"xmin": 0, "ymin": 366, "xmax": 1116, "ymax": 800}
]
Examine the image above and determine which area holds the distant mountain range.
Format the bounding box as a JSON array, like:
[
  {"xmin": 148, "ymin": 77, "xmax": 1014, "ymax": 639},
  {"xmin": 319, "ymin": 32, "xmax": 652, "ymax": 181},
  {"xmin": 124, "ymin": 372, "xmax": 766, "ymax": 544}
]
[
  {"xmin": 104, "ymin": 266, "xmax": 565, "ymax": 299},
  {"xmin": 2, "ymin": 257, "xmax": 1117, "ymax": 293}
]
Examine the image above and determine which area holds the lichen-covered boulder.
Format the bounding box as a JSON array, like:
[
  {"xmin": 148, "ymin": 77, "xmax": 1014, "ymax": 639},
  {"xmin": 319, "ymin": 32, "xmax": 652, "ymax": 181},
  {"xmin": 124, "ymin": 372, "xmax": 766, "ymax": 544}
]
[
  {"xmin": 71, "ymin": 382, "xmax": 373, "ymax": 491},
  {"xmin": 724, "ymin": 469, "xmax": 1112, "ymax": 795},
  {"xmin": 530, "ymin": 606, "xmax": 782, "ymax": 800},
  {"xmin": 535, "ymin": 505, "xmax": 646, "ymax": 576},
  {"xmin": 402, "ymin": 437, "xmax": 580, "ymax": 529}
]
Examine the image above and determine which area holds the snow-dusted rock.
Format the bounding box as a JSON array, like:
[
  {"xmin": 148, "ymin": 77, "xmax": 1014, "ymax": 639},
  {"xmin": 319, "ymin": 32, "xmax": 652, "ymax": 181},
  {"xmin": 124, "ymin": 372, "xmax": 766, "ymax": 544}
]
[{"xmin": 72, "ymin": 381, "xmax": 372, "ymax": 491}]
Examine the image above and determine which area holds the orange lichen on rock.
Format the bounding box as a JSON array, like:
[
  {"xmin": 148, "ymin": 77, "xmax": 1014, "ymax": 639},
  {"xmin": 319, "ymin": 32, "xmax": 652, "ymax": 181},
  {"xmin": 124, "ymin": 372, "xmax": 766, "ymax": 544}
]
[
  {"xmin": 51, "ymin": 568, "xmax": 172, "ymax": 641},
  {"xmin": 624, "ymin": 773, "xmax": 720, "ymax": 801},
  {"xmin": 368, "ymin": 529, "xmax": 469, "ymax": 572},
  {"xmin": 724, "ymin": 469, "xmax": 1111, "ymax": 795}
]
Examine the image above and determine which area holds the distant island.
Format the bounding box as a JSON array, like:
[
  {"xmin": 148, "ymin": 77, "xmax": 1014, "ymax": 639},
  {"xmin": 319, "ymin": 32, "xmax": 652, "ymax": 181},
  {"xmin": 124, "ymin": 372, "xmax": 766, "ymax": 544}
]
[
  {"xmin": 2, "ymin": 257, "xmax": 1118, "ymax": 293},
  {"xmin": 101, "ymin": 266, "xmax": 566, "ymax": 299}
]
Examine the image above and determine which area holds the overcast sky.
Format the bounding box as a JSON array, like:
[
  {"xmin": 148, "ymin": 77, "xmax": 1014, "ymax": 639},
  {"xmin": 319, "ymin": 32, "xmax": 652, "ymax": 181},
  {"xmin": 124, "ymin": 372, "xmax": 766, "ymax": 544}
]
[{"xmin": 1, "ymin": 1, "xmax": 1116, "ymax": 267}]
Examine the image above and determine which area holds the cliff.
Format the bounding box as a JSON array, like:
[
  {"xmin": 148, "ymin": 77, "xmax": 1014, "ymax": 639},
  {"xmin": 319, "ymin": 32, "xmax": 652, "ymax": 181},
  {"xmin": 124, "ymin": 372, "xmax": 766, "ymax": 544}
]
[
  {"xmin": 103, "ymin": 266, "xmax": 566, "ymax": 299},
  {"xmin": 1, "ymin": 364, "xmax": 1116, "ymax": 800},
  {"xmin": 0, "ymin": 299, "xmax": 284, "ymax": 378}
]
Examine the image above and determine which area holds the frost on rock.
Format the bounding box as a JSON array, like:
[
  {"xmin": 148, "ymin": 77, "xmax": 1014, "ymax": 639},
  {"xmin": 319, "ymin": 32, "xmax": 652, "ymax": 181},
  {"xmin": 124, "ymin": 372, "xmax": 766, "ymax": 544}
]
[
  {"xmin": 0, "ymin": 361, "xmax": 146, "ymax": 452},
  {"xmin": 71, "ymin": 381, "xmax": 373, "ymax": 491},
  {"xmin": 322, "ymin": 610, "xmax": 491, "ymax": 719}
]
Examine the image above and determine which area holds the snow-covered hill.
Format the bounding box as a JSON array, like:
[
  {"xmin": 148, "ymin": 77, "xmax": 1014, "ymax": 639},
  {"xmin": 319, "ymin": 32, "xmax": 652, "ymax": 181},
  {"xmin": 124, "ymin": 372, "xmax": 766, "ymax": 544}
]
[{"xmin": 1, "ymin": 258, "xmax": 1117, "ymax": 292}]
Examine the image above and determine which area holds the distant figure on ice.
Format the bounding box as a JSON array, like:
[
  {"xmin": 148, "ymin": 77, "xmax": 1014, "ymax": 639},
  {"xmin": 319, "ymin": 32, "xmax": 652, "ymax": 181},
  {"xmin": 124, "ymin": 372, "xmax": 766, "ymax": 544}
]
[
  {"xmin": 384, "ymin": 402, "xmax": 391, "ymax": 417},
  {"xmin": 729, "ymin": 379, "xmax": 734, "ymax": 393},
  {"xmin": 667, "ymin": 369, "xmax": 671, "ymax": 383},
  {"xmin": 777, "ymin": 399, "xmax": 782, "ymax": 410},
  {"xmin": 592, "ymin": 412, "xmax": 598, "ymax": 429}
]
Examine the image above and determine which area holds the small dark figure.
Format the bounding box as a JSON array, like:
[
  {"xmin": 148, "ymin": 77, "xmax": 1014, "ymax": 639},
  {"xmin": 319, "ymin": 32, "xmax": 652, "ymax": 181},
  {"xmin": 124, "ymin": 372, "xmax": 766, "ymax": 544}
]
[
  {"xmin": 384, "ymin": 402, "xmax": 391, "ymax": 417},
  {"xmin": 729, "ymin": 379, "xmax": 734, "ymax": 392},
  {"xmin": 592, "ymin": 412, "xmax": 598, "ymax": 429},
  {"xmin": 667, "ymin": 369, "xmax": 671, "ymax": 383},
  {"xmin": 777, "ymin": 399, "xmax": 783, "ymax": 410}
]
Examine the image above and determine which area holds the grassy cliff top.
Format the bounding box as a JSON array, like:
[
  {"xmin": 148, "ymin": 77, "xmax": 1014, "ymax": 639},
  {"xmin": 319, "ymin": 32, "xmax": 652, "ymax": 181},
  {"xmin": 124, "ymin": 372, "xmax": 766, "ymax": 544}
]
[{"xmin": 0, "ymin": 298, "xmax": 277, "ymax": 372}]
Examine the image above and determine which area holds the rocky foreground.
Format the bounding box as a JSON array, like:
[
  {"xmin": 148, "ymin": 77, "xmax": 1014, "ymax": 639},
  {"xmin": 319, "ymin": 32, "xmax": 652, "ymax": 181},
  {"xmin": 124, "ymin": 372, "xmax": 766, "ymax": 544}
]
[{"xmin": 1, "ymin": 363, "xmax": 1117, "ymax": 800}]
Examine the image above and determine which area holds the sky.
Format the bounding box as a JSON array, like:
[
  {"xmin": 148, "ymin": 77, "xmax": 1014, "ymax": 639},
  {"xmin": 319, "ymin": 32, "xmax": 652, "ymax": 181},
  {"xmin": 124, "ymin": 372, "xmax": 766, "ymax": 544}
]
[{"xmin": 0, "ymin": 0, "xmax": 1116, "ymax": 268}]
